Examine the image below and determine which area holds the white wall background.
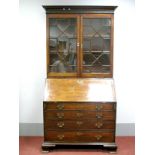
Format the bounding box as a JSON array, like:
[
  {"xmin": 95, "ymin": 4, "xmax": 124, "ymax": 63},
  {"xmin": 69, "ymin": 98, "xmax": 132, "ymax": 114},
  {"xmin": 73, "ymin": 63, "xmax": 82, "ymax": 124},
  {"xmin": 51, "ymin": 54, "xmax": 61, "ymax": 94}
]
[{"xmin": 19, "ymin": 0, "xmax": 135, "ymax": 124}]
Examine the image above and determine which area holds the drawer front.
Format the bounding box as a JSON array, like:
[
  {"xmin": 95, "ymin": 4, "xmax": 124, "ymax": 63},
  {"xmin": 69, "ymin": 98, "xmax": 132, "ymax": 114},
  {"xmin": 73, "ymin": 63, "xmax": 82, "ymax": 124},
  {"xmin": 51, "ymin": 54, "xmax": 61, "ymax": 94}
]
[
  {"xmin": 44, "ymin": 102, "xmax": 114, "ymax": 111},
  {"xmin": 44, "ymin": 131, "xmax": 114, "ymax": 142},
  {"xmin": 45, "ymin": 110, "xmax": 115, "ymax": 120},
  {"xmin": 45, "ymin": 120, "xmax": 115, "ymax": 130}
]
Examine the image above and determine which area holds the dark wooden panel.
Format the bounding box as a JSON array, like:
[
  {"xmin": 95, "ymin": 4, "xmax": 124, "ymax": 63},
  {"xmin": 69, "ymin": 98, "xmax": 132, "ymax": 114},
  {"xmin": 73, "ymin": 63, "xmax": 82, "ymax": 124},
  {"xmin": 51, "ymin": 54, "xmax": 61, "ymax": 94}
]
[
  {"xmin": 44, "ymin": 131, "xmax": 114, "ymax": 142},
  {"xmin": 43, "ymin": 6, "xmax": 117, "ymax": 14},
  {"xmin": 45, "ymin": 120, "xmax": 115, "ymax": 130},
  {"xmin": 45, "ymin": 102, "xmax": 114, "ymax": 111},
  {"xmin": 45, "ymin": 110, "xmax": 115, "ymax": 120}
]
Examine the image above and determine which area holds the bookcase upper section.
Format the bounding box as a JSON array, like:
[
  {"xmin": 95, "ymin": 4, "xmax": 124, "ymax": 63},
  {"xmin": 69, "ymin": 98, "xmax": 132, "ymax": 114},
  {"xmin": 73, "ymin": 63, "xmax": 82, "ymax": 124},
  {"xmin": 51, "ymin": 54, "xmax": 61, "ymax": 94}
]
[{"xmin": 43, "ymin": 6, "xmax": 117, "ymax": 78}]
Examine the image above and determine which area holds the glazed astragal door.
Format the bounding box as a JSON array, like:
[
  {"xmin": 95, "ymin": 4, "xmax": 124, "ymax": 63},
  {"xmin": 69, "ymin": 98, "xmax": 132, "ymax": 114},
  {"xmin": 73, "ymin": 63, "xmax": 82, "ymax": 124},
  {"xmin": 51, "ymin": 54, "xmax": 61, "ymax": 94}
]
[
  {"xmin": 81, "ymin": 14, "xmax": 113, "ymax": 77},
  {"xmin": 47, "ymin": 15, "xmax": 80, "ymax": 77},
  {"xmin": 47, "ymin": 14, "xmax": 113, "ymax": 78}
]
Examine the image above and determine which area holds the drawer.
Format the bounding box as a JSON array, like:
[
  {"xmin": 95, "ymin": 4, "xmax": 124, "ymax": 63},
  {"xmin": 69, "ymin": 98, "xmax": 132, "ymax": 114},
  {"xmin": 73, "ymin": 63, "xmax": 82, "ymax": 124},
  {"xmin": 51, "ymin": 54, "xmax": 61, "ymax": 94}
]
[
  {"xmin": 45, "ymin": 120, "xmax": 115, "ymax": 130},
  {"xmin": 44, "ymin": 102, "xmax": 115, "ymax": 111},
  {"xmin": 44, "ymin": 131, "xmax": 114, "ymax": 142},
  {"xmin": 45, "ymin": 110, "xmax": 115, "ymax": 120}
]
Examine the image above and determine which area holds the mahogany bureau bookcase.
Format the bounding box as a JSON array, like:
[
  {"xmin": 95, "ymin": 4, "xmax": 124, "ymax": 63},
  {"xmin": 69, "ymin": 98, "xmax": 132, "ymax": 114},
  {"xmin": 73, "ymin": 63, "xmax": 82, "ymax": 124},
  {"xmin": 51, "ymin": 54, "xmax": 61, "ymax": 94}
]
[{"xmin": 42, "ymin": 6, "xmax": 117, "ymax": 151}]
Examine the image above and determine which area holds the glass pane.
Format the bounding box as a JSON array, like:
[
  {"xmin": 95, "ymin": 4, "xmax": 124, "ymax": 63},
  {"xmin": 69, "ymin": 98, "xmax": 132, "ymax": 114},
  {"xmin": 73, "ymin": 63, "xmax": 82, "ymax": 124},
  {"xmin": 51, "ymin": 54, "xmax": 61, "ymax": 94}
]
[
  {"xmin": 83, "ymin": 18, "xmax": 111, "ymax": 73},
  {"xmin": 49, "ymin": 18, "xmax": 77, "ymax": 73}
]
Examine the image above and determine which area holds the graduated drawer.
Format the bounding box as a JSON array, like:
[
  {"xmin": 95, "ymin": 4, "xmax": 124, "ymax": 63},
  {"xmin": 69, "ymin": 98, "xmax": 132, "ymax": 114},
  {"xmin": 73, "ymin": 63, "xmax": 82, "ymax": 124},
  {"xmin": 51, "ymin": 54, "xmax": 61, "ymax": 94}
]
[
  {"xmin": 44, "ymin": 102, "xmax": 115, "ymax": 111},
  {"xmin": 45, "ymin": 110, "xmax": 115, "ymax": 120},
  {"xmin": 45, "ymin": 131, "xmax": 114, "ymax": 142},
  {"xmin": 45, "ymin": 120, "xmax": 115, "ymax": 130}
]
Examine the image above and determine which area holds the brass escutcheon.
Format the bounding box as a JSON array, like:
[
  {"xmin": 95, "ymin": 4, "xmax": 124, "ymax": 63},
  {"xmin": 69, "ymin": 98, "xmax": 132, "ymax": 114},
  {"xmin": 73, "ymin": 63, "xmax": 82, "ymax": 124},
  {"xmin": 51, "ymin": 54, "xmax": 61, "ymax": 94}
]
[
  {"xmin": 96, "ymin": 104, "xmax": 103, "ymax": 110},
  {"xmin": 96, "ymin": 113, "xmax": 102, "ymax": 119},
  {"xmin": 57, "ymin": 122, "xmax": 65, "ymax": 128},
  {"xmin": 95, "ymin": 135, "xmax": 102, "ymax": 140},
  {"xmin": 76, "ymin": 121, "xmax": 83, "ymax": 126},
  {"xmin": 76, "ymin": 112, "xmax": 83, "ymax": 117},
  {"xmin": 57, "ymin": 112, "xmax": 64, "ymax": 118},
  {"xmin": 57, "ymin": 104, "xmax": 64, "ymax": 110},
  {"xmin": 76, "ymin": 132, "xmax": 83, "ymax": 136},
  {"xmin": 95, "ymin": 122, "xmax": 103, "ymax": 128},
  {"xmin": 57, "ymin": 134, "xmax": 64, "ymax": 140}
]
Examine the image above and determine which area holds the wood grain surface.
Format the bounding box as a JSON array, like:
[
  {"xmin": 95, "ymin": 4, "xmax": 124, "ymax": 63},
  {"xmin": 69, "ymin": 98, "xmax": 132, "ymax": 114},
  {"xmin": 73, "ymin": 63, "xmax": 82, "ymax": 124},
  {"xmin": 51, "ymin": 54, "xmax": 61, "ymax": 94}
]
[{"xmin": 44, "ymin": 78, "xmax": 116, "ymax": 102}]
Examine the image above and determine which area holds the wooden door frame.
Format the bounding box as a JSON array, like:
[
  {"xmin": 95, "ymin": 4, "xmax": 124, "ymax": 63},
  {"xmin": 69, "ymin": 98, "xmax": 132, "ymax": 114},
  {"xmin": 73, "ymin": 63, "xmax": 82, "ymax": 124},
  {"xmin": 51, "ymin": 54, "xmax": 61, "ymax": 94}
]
[
  {"xmin": 46, "ymin": 14, "xmax": 80, "ymax": 78},
  {"xmin": 80, "ymin": 14, "xmax": 114, "ymax": 78}
]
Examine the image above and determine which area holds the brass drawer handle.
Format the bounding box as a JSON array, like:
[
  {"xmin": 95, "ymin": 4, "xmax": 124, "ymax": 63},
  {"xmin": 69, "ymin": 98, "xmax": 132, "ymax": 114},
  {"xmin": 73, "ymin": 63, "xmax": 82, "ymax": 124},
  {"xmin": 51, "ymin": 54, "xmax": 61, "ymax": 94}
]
[
  {"xmin": 95, "ymin": 135, "xmax": 102, "ymax": 140},
  {"xmin": 96, "ymin": 105, "xmax": 103, "ymax": 110},
  {"xmin": 57, "ymin": 104, "xmax": 64, "ymax": 110},
  {"xmin": 95, "ymin": 122, "xmax": 103, "ymax": 128},
  {"xmin": 57, "ymin": 134, "xmax": 64, "ymax": 140},
  {"xmin": 56, "ymin": 112, "xmax": 64, "ymax": 118},
  {"xmin": 57, "ymin": 122, "xmax": 65, "ymax": 128},
  {"xmin": 96, "ymin": 113, "xmax": 102, "ymax": 119},
  {"xmin": 76, "ymin": 121, "xmax": 83, "ymax": 126},
  {"xmin": 76, "ymin": 112, "xmax": 83, "ymax": 117}
]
